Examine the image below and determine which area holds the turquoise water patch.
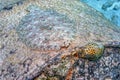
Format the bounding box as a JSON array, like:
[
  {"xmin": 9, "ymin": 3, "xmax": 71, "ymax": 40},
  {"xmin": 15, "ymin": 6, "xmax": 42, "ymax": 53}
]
[{"xmin": 80, "ymin": 0, "xmax": 120, "ymax": 27}]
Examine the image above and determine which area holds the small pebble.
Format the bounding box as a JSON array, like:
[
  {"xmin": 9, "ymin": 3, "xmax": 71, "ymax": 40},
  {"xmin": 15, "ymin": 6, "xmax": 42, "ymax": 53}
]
[
  {"xmin": 0, "ymin": 44, "xmax": 4, "ymax": 49},
  {"xmin": 3, "ymin": 6, "xmax": 13, "ymax": 10},
  {"xmin": 105, "ymin": 77, "xmax": 112, "ymax": 80},
  {"xmin": 9, "ymin": 49, "xmax": 17, "ymax": 54}
]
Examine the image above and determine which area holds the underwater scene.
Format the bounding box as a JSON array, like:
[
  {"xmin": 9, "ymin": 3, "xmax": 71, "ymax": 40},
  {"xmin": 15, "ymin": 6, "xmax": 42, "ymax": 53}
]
[{"xmin": 0, "ymin": 0, "xmax": 120, "ymax": 80}]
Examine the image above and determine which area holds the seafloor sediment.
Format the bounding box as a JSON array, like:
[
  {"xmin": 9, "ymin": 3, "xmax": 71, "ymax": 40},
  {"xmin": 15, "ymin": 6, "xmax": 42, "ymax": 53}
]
[{"xmin": 0, "ymin": 0, "xmax": 120, "ymax": 80}]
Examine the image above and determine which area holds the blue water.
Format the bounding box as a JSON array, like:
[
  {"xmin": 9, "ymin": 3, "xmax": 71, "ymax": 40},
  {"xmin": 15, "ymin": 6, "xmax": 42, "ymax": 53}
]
[{"xmin": 80, "ymin": 0, "xmax": 120, "ymax": 27}]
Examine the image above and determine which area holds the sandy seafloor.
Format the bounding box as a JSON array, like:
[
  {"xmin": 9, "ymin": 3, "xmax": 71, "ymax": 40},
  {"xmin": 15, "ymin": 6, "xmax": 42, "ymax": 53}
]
[{"xmin": 0, "ymin": 0, "xmax": 120, "ymax": 80}]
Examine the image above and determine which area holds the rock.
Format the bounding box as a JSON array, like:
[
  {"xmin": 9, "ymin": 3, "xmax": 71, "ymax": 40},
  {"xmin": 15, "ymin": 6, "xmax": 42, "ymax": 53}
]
[
  {"xmin": 113, "ymin": 4, "xmax": 120, "ymax": 10},
  {"xmin": 102, "ymin": 1, "xmax": 114, "ymax": 11},
  {"xmin": 0, "ymin": 44, "xmax": 4, "ymax": 49},
  {"xmin": 75, "ymin": 48, "xmax": 120, "ymax": 80},
  {"xmin": 0, "ymin": 0, "xmax": 25, "ymax": 11},
  {"xmin": 35, "ymin": 47, "xmax": 120, "ymax": 80}
]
